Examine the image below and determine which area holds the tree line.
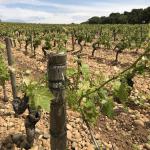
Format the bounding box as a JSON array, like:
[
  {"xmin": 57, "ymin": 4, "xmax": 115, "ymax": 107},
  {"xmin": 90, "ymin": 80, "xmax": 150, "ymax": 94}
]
[{"xmin": 82, "ymin": 7, "xmax": 150, "ymax": 24}]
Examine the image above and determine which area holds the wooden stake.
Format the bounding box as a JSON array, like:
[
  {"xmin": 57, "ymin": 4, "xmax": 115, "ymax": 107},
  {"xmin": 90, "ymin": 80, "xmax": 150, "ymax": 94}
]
[
  {"xmin": 47, "ymin": 53, "xmax": 67, "ymax": 150},
  {"xmin": 5, "ymin": 37, "xmax": 17, "ymax": 99}
]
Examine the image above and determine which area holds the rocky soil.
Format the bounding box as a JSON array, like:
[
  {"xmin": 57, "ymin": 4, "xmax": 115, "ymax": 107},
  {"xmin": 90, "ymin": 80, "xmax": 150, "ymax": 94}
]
[{"xmin": 0, "ymin": 41, "xmax": 150, "ymax": 150}]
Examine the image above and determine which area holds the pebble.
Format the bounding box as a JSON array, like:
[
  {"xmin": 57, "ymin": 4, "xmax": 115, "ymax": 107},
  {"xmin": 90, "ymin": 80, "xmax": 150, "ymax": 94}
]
[
  {"xmin": 81, "ymin": 141, "xmax": 86, "ymax": 147},
  {"xmin": 130, "ymin": 115, "xmax": 136, "ymax": 118},
  {"xmin": 106, "ymin": 124, "xmax": 112, "ymax": 131},
  {"xmin": 68, "ymin": 111, "xmax": 80, "ymax": 118},
  {"xmin": 147, "ymin": 135, "xmax": 150, "ymax": 141},
  {"xmin": 145, "ymin": 103, "xmax": 150, "ymax": 107},
  {"xmin": 134, "ymin": 119, "xmax": 145, "ymax": 127},
  {"xmin": 72, "ymin": 142, "xmax": 77, "ymax": 149},
  {"xmin": 128, "ymin": 109, "xmax": 134, "ymax": 113},
  {"xmin": 67, "ymin": 130, "xmax": 72, "ymax": 141},
  {"xmin": 25, "ymin": 69, "xmax": 32, "ymax": 75},
  {"xmin": 74, "ymin": 131, "xmax": 81, "ymax": 140},
  {"xmin": 144, "ymin": 143, "xmax": 150, "ymax": 150},
  {"xmin": 67, "ymin": 124, "xmax": 73, "ymax": 131},
  {"xmin": 112, "ymin": 144, "xmax": 119, "ymax": 150},
  {"xmin": 82, "ymin": 124, "xmax": 87, "ymax": 130},
  {"xmin": 8, "ymin": 122, "xmax": 14, "ymax": 127},
  {"xmin": 42, "ymin": 139, "xmax": 49, "ymax": 147},
  {"xmin": 95, "ymin": 133, "xmax": 100, "ymax": 140},
  {"xmin": 35, "ymin": 128, "xmax": 42, "ymax": 134},
  {"xmin": 75, "ymin": 118, "xmax": 81, "ymax": 123},
  {"xmin": 43, "ymin": 133, "xmax": 50, "ymax": 139},
  {"xmin": 103, "ymin": 142, "xmax": 112, "ymax": 149},
  {"xmin": 39, "ymin": 65, "xmax": 45, "ymax": 71},
  {"xmin": 113, "ymin": 120, "xmax": 117, "ymax": 124},
  {"xmin": 0, "ymin": 108, "xmax": 6, "ymax": 112},
  {"xmin": 137, "ymin": 145, "xmax": 144, "ymax": 150},
  {"xmin": 38, "ymin": 135, "xmax": 43, "ymax": 140},
  {"xmin": 87, "ymin": 144, "xmax": 95, "ymax": 150},
  {"xmin": 140, "ymin": 115, "xmax": 149, "ymax": 122},
  {"xmin": 32, "ymin": 145, "xmax": 39, "ymax": 150},
  {"xmin": 113, "ymin": 66, "xmax": 120, "ymax": 72}
]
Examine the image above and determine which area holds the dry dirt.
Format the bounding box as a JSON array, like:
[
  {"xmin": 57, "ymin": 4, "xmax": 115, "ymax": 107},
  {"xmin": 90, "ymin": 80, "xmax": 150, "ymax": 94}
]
[{"xmin": 0, "ymin": 41, "xmax": 150, "ymax": 150}]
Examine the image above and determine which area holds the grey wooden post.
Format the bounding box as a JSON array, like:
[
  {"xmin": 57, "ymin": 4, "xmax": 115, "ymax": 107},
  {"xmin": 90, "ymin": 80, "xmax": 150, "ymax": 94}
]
[
  {"xmin": 47, "ymin": 53, "xmax": 67, "ymax": 150},
  {"xmin": 72, "ymin": 34, "xmax": 75, "ymax": 51},
  {"xmin": 31, "ymin": 34, "xmax": 33, "ymax": 54},
  {"xmin": 5, "ymin": 37, "xmax": 17, "ymax": 99}
]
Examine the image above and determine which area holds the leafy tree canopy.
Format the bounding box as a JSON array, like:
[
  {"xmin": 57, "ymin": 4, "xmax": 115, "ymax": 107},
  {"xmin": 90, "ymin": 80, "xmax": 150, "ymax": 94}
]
[{"xmin": 82, "ymin": 7, "xmax": 150, "ymax": 24}]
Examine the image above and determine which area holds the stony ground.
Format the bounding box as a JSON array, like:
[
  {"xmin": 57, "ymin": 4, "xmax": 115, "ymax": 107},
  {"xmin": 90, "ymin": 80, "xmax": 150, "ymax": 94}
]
[{"xmin": 0, "ymin": 41, "xmax": 150, "ymax": 150}]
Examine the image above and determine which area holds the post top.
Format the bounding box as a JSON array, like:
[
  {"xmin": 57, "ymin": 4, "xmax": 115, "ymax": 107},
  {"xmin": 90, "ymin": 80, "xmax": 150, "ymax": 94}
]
[{"xmin": 47, "ymin": 52, "xmax": 67, "ymax": 66}]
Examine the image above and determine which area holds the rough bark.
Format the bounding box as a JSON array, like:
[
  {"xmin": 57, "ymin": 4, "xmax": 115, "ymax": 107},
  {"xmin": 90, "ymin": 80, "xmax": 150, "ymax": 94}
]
[{"xmin": 5, "ymin": 37, "xmax": 17, "ymax": 99}]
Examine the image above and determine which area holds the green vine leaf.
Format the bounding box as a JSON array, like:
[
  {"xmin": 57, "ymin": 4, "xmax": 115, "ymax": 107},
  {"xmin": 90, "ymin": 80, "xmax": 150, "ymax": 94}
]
[
  {"xmin": 0, "ymin": 54, "xmax": 9, "ymax": 85},
  {"xmin": 81, "ymin": 99, "xmax": 99, "ymax": 124},
  {"xmin": 101, "ymin": 98, "xmax": 114, "ymax": 118},
  {"xmin": 113, "ymin": 79, "xmax": 132, "ymax": 105},
  {"xmin": 81, "ymin": 64, "xmax": 90, "ymax": 80},
  {"xmin": 21, "ymin": 77, "xmax": 53, "ymax": 111},
  {"xmin": 66, "ymin": 68, "xmax": 77, "ymax": 77}
]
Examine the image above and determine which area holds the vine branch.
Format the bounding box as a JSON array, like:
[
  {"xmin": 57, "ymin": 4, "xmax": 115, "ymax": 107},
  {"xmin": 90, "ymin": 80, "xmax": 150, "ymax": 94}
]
[{"xmin": 78, "ymin": 47, "xmax": 150, "ymax": 102}]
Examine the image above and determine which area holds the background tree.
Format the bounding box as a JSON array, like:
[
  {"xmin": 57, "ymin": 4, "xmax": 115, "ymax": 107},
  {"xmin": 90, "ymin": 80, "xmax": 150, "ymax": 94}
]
[
  {"xmin": 109, "ymin": 13, "xmax": 121, "ymax": 24},
  {"xmin": 143, "ymin": 7, "xmax": 150, "ymax": 23},
  {"xmin": 88, "ymin": 16, "xmax": 100, "ymax": 24},
  {"xmin": 82, "ymin": 6, "xmax": 150, "ymax": 24}
]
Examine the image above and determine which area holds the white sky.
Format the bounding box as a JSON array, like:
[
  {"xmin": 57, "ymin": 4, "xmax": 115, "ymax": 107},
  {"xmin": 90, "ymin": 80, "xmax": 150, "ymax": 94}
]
[{"xmin": 0, "ymin": 0, "xmax": 149, "ymax": 23}]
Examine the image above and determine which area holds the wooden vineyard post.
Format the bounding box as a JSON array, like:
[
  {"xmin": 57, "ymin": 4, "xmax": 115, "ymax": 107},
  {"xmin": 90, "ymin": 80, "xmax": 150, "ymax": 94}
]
[
  {"xmin": 5, "ymin": 37, "xmax": 17, "ymax": 99},
  {"xmin": 47, "ymin": 53, "xmax": 67, "ymax": 150},
  {"xmin": 71, "ymin": 34, "xmax": 75, "ymax": 51},
  {"xmin": 31, "ymin": 34, "xmax": 33, "ymax": 54}
]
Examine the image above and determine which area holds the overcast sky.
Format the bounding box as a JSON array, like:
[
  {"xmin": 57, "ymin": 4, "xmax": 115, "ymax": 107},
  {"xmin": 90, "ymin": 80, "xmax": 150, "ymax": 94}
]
[{"xmin": 0, "ymin": 0, "xmax": 149, "ymax": 23}]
